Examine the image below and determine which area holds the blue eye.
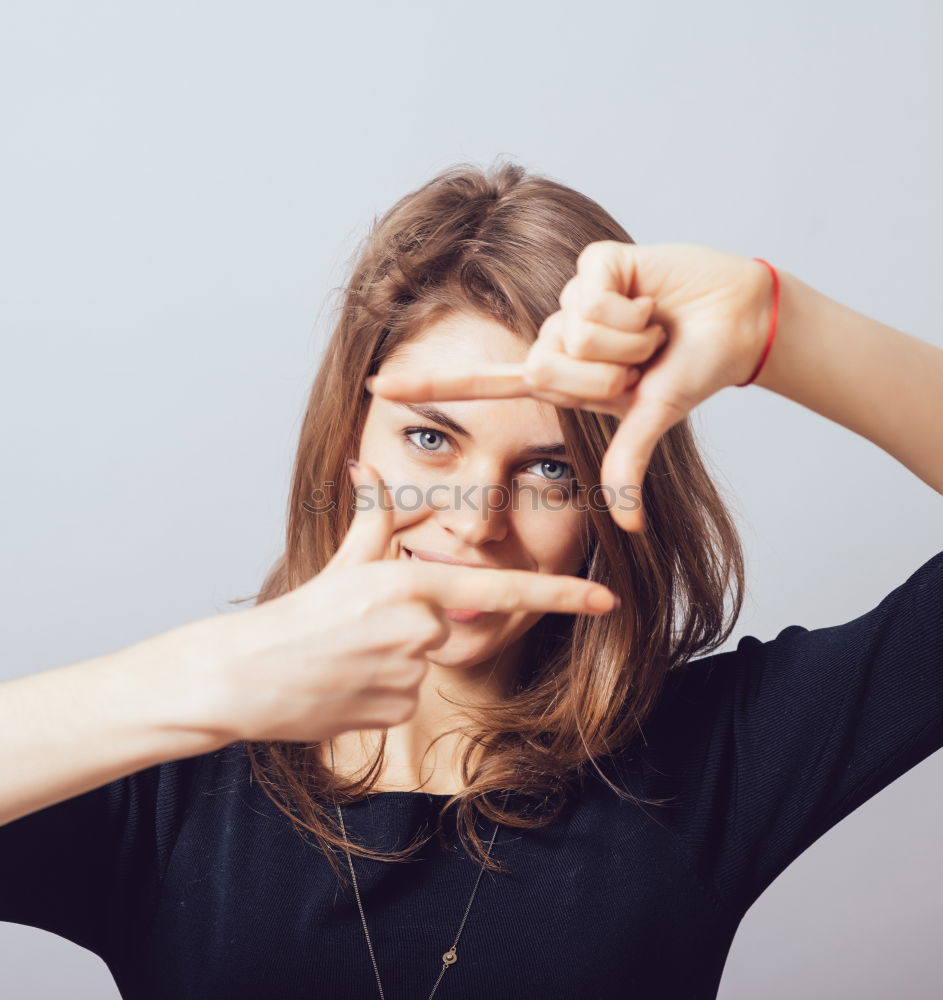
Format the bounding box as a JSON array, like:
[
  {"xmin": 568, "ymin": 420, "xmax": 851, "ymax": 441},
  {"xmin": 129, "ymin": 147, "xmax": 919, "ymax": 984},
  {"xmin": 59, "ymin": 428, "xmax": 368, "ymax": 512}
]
[
  {"xmin": 402, "ymin": 425, "xmax": 574, "ymax": 490},
  {"xmin": 527, "ymin": 458, "xmax": 574, "ymax": 483},
  {"xmin": 404, "ymin": 427, "xmax": 450, "ymax": 452}
]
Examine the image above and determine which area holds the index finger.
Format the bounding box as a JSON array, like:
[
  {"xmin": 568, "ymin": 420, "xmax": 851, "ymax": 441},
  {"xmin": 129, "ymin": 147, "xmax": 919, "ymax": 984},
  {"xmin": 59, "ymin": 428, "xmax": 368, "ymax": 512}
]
[
  {"xmin": 397, "ymin": 560, "xmax": 619, "ymax": 615},
  {"xmin": 365, "ymin": 363, "xmax": 534, "ymax": 402}
]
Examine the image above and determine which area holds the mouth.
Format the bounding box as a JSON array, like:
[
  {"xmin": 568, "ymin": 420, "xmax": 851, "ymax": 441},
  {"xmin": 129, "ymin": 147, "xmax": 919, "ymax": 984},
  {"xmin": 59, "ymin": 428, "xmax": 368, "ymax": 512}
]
[{"xmin": 401, "ymin": 546, "xmax": 487, "ymax": 623}]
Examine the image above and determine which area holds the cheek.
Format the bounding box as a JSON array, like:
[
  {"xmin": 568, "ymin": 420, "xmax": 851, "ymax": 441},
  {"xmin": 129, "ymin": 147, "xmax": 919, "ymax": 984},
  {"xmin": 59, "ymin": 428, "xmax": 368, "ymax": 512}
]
[{"xmin": 517, "ymin": 509, "xmax": 586, "ymax": 575}]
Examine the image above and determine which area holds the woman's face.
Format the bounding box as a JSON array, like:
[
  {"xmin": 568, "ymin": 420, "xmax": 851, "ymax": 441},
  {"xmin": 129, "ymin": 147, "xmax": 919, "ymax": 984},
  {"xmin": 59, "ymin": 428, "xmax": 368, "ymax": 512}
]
[{"xmin": 356, "ymin": 311, "xmax": 589, "ymax": 673}]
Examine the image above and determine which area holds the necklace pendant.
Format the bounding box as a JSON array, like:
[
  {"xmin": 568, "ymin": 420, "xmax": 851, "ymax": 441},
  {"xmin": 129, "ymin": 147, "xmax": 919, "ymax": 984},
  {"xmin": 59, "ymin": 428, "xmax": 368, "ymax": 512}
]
[{"xmin": 442, "ymin": 947, "xmax": 458, "ymax": 966}]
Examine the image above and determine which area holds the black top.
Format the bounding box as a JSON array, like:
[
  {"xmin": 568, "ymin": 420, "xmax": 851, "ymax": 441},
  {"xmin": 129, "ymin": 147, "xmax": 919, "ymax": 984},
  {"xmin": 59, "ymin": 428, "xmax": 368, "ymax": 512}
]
[{"xmin": 3, "ymin": 551, "xmax": 943, "ymax": 1000}]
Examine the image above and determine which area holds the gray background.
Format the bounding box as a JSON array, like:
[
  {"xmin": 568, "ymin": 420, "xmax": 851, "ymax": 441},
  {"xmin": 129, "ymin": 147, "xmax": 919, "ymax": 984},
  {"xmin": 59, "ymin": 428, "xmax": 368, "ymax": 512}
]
[{"xmin": 1, "ymin": 1, "xmax": 941, "ymax": 996}]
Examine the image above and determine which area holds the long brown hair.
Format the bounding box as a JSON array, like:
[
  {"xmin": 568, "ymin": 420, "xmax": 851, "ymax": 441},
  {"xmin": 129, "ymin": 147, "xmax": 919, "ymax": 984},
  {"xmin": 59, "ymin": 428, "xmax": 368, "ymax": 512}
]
[{"xmin": 231, "ymin": 158, "xmax": 745, "ymax": 883}]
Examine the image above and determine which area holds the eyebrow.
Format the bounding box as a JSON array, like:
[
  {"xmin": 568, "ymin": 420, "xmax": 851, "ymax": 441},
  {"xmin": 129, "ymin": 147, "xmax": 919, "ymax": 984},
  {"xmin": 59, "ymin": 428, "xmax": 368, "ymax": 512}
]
[{"xmin": 395, "ymin": 401, "xmax": 569, "ymax": 457}]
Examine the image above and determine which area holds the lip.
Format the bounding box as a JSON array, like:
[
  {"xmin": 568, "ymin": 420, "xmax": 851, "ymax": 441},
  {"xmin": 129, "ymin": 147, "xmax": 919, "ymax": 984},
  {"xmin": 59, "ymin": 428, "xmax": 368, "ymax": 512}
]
[{"xmin": 405, "ymin": 547, "xmax": 497, "ymax": 570}]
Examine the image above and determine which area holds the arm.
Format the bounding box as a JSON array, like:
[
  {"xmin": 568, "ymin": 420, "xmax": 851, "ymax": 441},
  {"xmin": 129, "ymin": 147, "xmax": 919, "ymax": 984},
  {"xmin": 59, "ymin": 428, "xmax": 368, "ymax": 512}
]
[
  {"xmin": 363, "ymin": 241, "xmax": 943, "ymax": 532},
  {"xmin": 754, "ymin": 268, "xmax": 943, "ymax": 495},
  {"xmin": 0, "ymin": 621, "xmax": 226, "ymax": 827},
  {"xmin": 0, "ymin": 516, "xmax": 616, "ymax": 829}
]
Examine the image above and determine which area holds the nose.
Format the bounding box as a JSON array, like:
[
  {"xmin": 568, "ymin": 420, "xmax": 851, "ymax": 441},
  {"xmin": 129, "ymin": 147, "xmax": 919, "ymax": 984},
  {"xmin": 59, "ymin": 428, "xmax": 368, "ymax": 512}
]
[{"xmin": 434, "ymin": 479, "xmax": 511, "ymax": 547}]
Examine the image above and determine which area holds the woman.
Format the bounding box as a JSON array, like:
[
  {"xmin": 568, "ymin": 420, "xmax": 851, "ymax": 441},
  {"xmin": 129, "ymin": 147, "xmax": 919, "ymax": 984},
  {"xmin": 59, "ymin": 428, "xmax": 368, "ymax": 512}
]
[{"xmin": 1, "ymin": 160, "xmax": 941, "ymax": 1000}]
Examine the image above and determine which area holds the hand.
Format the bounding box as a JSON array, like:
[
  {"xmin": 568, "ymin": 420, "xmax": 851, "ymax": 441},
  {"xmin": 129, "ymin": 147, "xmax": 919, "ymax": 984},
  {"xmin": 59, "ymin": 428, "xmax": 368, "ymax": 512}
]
[
  {"xmin": 188, "ymin": 461, "xmax": 619, "ymax": 745},
  {"xmin": 366, "ymin": 242, "xmax": 772, "ymax": 533}
]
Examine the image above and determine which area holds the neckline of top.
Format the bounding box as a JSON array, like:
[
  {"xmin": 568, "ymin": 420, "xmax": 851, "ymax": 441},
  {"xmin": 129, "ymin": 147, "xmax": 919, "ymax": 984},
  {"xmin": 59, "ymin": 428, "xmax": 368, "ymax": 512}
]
[{"xmin": 360, "ymin": 789, "xmax": 458, "ymax": 799}]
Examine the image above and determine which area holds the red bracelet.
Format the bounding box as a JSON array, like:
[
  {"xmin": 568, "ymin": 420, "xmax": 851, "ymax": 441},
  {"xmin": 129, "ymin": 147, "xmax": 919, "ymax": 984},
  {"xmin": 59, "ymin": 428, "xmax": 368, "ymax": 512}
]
[{"xmin": 735, "ymin": 258, "xmax": 779, "ymax": 388}]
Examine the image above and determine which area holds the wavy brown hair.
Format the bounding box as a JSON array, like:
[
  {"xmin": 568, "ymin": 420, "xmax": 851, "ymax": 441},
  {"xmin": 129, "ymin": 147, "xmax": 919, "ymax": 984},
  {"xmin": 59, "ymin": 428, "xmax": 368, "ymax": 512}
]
[{"xmin": 230, "ymin": 158, "xmax": 745, "ymax": 884}]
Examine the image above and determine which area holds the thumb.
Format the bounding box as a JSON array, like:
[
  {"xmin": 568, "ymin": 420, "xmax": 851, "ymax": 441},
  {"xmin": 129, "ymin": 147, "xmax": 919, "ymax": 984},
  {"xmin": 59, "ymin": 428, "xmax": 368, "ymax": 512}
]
[
  {"xmin": 324, "ymin": 459, "xmax": 396, "ymax": 570},
  {"xmin": 600, "ymin": 393, "xmax": 689, "ymax": 533}
]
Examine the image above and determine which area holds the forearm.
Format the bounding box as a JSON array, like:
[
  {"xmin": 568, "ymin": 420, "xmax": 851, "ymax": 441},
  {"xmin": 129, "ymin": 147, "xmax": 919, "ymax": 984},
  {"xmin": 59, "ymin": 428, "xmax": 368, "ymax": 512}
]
[
  {"xmin": 754, "ymin": 268, "xmax": 943, "ymax": 495},
  {"xmin": 0, "ymin": 622, "xmax": 226, "ymax": 827}
]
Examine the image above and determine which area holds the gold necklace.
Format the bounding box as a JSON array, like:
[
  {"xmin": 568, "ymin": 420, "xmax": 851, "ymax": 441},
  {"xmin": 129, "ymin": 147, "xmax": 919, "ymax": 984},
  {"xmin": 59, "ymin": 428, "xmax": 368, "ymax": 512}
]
[{"xmin": 329, "ymin": 740, "xmax": 505, "ymax": 1000}]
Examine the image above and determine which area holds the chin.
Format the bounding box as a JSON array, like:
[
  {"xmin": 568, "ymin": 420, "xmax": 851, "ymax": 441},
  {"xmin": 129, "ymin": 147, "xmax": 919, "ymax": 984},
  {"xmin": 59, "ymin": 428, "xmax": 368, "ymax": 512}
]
[
  {"xmin": 426, "ymin": 643, "xmax": 490, "ymax": 670},
  {"xmin": 427, "ymin": 620, "xmax": 533, "ymax": 672}
]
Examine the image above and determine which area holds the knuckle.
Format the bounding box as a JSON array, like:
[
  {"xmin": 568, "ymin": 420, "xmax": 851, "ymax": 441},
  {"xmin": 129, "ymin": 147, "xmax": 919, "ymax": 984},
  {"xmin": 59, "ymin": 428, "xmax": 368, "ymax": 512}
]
[
  {"xmin": 635, "ymin": 297, "xmax": 656, "ymax": 326},
  {"xmin": 538, "ymin": 576, "xmax": 566, "ymax": 607},
  {"xmin": 498, "ymin": 578, "xmax": 523, "ymax": 612},
  {"xmin": 602, "ymin": 366, "xmax": 628, "ymax": 395},
  {"xmin": 390, "ymin": 603, "xmax": 445, "ymax": 654},
  {"xmin": 390, "ymin": 690, "xmax": 421, "ymax": 723},
  {"xmin": 566, "ymin": 324, "xmax": 596, "ymax": 358},
  {"xmin": 406, "ymin": 657, "xmax": 429, "ymax": 687},
  {"xmin": 410, "ymin": 609, "xmax": 447, "ymax": 648},
  {"xmin": 350, "ymin": 586, "xmax": 385, "ymax": 618},
  {"xmin": 364, "ymin": 699, "xmax": 411, "ymax": 729},
  {"xmin": 383, "ymin": 562, "xmax": 420, "ymax": 603},
  {"xmin": 577, "ymin": 240, "xmax": 614, "ymax": 268},
  {"xmin": 523, "ymin": 353, "xmax": 555, "ymax": 389},
  {"xmin": 537, "ymin": 310, "xmax": 563, "ymax": 342},
  {"xmin": 658, "ymin": 392, "xmax": 694, "ymax": 422},
  {"xmin": 558, "ymin": 277, "xmax": 579, "ymax": 308},
  {"xmin": 580, "ymin": 292, "xmax": 609, "ymax": 324},
  {"xmin": 376, "ymin": 655, "xmax": 424, "ymax": 693}
]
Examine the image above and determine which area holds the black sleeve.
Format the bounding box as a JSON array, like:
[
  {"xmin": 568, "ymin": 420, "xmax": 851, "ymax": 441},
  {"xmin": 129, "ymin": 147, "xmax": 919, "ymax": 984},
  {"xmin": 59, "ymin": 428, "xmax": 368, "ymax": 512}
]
[
  {"xmin": 643, "ymin": 549, "xmax": 943, "ymax": 916},
  {"xmin": 0, "ymin": 753, "xmax": 203, "ymax": 959}
]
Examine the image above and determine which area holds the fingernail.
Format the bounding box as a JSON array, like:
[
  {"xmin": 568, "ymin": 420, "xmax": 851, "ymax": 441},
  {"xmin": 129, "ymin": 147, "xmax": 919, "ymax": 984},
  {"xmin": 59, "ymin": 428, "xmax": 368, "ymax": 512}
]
[
  {"xmin": 587, "ymin": 588, "xmax": 619, "ymax": 612},
  {"xmin": 364, "ymin": 376, "xmax": 377, "ymax": 393}
]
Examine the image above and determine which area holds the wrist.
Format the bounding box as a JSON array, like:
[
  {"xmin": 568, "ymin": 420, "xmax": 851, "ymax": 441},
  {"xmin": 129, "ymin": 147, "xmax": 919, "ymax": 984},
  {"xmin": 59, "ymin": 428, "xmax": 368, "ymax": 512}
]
[
  {"xmin": 119, "ymin": 618, "xmax": 235, "ymax": 755},
  {"xmin": 751, "ymin": 267, "xmax": 807, "ymax": 393},
  {"xmin": 732, "ymin": 258, "xmax": 778, "ymax": 388}
]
